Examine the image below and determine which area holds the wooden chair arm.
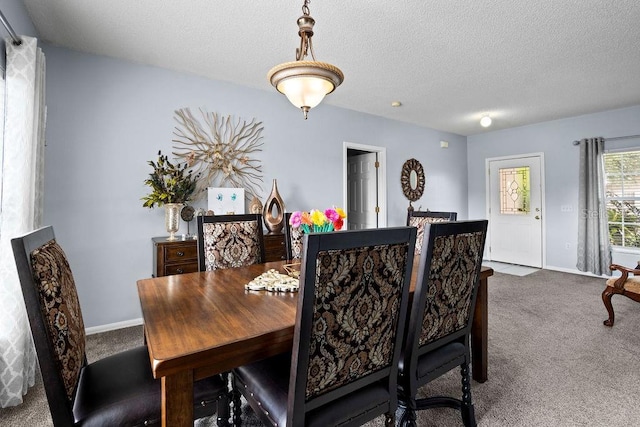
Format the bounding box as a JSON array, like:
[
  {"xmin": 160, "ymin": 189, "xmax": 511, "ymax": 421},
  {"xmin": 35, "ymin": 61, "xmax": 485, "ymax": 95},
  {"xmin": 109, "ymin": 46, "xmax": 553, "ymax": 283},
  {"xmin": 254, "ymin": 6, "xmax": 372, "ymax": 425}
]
[
  {"xmin": 609, "ymin": 264, "xmax": 640, "ymax": 275},
  {"xmin": 609, "ymin": 263, "xmax": 640, "ymax": 290}
]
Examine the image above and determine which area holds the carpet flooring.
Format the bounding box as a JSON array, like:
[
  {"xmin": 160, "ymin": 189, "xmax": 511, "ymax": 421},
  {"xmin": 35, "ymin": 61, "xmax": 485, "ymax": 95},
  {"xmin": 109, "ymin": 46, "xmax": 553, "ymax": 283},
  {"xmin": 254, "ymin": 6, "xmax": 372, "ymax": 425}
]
[{"xmin": 1, "ymin": 269, "xmax": 639, "ymax": 426}]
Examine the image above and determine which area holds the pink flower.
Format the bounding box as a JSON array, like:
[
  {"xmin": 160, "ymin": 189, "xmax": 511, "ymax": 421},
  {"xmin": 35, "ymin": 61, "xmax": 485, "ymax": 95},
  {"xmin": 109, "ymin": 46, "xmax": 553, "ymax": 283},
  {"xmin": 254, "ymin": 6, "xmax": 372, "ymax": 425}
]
[
  {"xmin": 290, "ymin": 211, "xmax": 302, "ymax": 228},
  {"xmin": 325, "ymin": 208, "xmax": 340, "ymax": 222}
]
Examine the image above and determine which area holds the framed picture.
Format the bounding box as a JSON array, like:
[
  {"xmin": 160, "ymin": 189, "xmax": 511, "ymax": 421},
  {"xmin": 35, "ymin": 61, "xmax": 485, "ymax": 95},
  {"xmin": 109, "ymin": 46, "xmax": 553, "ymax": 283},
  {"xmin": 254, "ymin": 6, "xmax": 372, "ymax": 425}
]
[{"xmin": 207, "ymin": 187, "xmax": 245, "ymax": 215}]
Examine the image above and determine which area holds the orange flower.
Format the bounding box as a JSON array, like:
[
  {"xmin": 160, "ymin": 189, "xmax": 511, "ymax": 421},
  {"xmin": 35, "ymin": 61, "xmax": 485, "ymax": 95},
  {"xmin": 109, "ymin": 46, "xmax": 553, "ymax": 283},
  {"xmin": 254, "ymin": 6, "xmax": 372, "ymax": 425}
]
[{"xmin": 300, "ymin": 211, "xmax": 313, "ymax": 226}]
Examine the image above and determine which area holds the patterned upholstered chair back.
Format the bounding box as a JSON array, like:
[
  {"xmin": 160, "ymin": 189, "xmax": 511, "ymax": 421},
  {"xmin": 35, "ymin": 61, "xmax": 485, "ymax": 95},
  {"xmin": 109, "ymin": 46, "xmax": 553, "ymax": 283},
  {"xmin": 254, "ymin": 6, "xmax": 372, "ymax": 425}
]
[
  {"xmin": 283, "ymin": 212, "xmax": 304, "ymax": 260},
  {"xmin": 197, "ymin": 214, "xmax": 265, "ymax": 271},
  {"xmin": 404, "ymin": 220, "xmax": 487, "ymax": 370},
  {"xmin": 418, "ymin": 221, "xmax": 485, "ymax": 345},
  {"xmin": 398, "ymin": 220, "xmax": 487, "ymax": 427},
  {"xmin": 407, "ymin": 210, "xmax": 458, "ymax": 255},
  {"xmin": 12, "ymin": 226, "xmax": 87, "ymax": 425},
  {"xmin": 287, "ymin": 227, "xmax": 417, "ymax": 425}
]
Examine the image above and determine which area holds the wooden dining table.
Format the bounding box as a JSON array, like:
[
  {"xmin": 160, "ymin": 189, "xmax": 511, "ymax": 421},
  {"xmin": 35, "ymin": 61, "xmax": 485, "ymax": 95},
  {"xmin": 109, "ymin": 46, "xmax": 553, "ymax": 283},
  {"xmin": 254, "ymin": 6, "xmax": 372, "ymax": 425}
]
[{"xmin": 137, "ymin": 258, "xmax": 494, "ymax": 427}]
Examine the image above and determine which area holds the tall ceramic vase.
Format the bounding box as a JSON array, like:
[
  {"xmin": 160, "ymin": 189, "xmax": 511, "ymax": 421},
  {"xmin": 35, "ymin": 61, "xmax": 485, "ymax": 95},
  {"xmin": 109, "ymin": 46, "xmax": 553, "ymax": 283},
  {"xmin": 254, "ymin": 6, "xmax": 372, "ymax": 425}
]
[
  {"xmin": 263, "ymin": 179, "xmax": 285, "ymax": 233},
  {"xmin": 164, "ymin": 203, "xmax": 183, "ymax": 241}
]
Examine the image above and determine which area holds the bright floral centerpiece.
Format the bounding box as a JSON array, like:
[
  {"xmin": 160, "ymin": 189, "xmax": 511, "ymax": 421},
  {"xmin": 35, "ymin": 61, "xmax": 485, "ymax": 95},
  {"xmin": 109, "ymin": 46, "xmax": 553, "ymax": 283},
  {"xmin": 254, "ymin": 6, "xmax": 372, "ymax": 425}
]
[{"xmin": 290, "ymin": 207, "xmax": 347, "ymax": 233}]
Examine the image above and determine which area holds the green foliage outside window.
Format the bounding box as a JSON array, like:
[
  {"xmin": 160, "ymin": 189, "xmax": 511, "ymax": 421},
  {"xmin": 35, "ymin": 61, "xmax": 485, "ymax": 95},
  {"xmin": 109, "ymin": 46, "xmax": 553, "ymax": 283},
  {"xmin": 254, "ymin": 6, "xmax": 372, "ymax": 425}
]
[{"xmin": 604, "ymin": 151, "xmax": 640, "ymax": 248}]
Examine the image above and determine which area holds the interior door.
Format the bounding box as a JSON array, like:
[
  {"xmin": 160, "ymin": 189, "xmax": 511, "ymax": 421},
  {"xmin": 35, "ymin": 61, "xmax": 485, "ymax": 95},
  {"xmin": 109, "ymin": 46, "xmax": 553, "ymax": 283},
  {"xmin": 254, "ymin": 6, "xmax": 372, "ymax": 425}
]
[
  {"xmin": 347, "ymin": 152, "xmax": 378, "ymax": 230},
  {"xmin": 488, "ymin": 155, "xmax": 543, "ymax": 267}
]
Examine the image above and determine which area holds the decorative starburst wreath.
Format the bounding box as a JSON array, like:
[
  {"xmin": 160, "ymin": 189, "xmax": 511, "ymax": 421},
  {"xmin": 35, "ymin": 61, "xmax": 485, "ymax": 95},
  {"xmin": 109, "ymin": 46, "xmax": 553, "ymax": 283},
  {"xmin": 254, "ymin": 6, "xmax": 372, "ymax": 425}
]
[{"xmin": 172, "ymin": 108, "xmax": 264, "ymax": 201}]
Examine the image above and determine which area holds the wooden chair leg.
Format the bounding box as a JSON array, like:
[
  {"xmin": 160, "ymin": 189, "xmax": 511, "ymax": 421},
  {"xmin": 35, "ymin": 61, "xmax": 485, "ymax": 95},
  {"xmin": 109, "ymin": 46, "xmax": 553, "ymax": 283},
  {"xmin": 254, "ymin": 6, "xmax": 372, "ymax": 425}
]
[
  {"xmin": 216, "ymin": 395, "xmax": 230, "ymax": 427},
  {"xmin": 215, "ymin": 373, "xmax": 230, "ymax": 427},
  {"xmin": 398, "ymin": 399, "xmax": 418, "ymax": 427},
  {"xmin": 460, "ymin": 364, "xmax": 477, "ymax": 427},
  {"xmin": 231, "ymin": 385, "xmax": 242, "ymax": 426},
  {"xmin": 602, "ymin": 288, "xmax": 616, "ymax": 327},
  {"xmin": 385, "ymin": 412, "xmax": 395, "ymax": 427}
]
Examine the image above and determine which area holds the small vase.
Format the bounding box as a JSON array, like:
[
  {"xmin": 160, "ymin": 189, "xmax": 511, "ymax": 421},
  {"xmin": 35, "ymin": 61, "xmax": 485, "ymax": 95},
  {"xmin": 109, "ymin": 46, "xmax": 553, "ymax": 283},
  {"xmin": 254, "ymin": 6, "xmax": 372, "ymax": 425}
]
[
  {"xmin": 263, "ymin": 179, "xmax": 285, "ymax": 233},
  {"xmin": 164, "ymin": 203, "xmax": 183, "ymax": 241}
]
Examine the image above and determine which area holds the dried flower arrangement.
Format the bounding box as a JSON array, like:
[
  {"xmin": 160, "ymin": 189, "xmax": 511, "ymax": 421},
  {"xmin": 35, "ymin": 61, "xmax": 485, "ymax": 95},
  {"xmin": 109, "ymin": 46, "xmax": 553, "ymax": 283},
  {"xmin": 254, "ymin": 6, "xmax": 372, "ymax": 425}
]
[{"xmin": 142, "ymin": 151, "xmax": 199, "ymax": 208}]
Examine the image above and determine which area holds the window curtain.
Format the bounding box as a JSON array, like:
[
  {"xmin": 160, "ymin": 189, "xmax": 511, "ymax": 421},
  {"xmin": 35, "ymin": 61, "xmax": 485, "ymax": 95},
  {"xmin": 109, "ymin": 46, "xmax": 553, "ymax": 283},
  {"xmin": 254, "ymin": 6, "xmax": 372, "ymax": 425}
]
[
  {"xmin": 0, "ymin": 36, "xmax": 46, "ymax": 407},
  {"xmin": 576, "ymin": 137, "xmax": 611, "ymax": 276}
]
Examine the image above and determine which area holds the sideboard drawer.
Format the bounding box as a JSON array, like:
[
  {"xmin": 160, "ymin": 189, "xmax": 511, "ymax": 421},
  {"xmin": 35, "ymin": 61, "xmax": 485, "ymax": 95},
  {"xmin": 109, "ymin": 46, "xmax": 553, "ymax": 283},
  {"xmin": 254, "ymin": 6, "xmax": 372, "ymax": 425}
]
[
  {"xmin": 164, "ymin": 244, "xmax": 198, "ymax": 262},
  {"xmin": 152, "ymin": 237, "xmax": 198, "ymax": 277},
  {"xmin": 164, "ymin": 262, "xmax": 199, "ymax": 276}
]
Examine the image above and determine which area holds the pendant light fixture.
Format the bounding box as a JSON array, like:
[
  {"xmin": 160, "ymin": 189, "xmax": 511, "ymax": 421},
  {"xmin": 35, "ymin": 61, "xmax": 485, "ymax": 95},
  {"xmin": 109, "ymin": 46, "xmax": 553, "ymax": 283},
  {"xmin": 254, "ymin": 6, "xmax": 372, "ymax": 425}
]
[{"xmin": 267, "ymin": 0, "xmax": 344, "ymax": 119}]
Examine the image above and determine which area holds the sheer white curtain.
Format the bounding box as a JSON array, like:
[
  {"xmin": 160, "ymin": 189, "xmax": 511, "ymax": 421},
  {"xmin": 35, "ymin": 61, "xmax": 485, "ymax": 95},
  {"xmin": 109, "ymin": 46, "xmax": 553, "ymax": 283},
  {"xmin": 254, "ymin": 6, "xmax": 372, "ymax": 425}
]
[{"xmin": 0, "ymin": 36, "xmax": 46, "ymax": 407}]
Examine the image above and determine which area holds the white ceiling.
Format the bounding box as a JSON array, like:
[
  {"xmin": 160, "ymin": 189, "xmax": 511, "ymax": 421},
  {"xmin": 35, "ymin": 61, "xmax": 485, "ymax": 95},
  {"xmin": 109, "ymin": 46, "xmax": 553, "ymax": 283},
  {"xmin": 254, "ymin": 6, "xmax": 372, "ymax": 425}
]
[{"xmin": 22, "ymin": 0, "xmax": 640, "ymax": 136}]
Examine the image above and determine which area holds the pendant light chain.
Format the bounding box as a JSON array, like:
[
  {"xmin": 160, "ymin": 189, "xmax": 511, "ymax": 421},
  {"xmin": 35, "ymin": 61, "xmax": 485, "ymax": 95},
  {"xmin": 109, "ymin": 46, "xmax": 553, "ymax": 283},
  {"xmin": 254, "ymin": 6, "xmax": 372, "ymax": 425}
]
[
  {"xmin": 296, "ymin": 0, "xmax": 315, "ymax": 61},
  {"xmin": 268, "ymin": 0, "xmax": 344, "ymax": 119}
]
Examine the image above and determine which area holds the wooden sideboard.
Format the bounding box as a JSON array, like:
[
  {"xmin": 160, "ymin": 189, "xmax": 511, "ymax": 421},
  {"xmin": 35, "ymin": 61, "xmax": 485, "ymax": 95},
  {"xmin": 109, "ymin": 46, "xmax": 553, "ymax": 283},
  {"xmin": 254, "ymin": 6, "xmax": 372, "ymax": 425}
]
[
  {"xmin": 152, "ymin": 232, "xmax": 286, "ymax": 277},
  {"xmin": 263, "ymin": 232, "xmax": 287, "ymax": 262},
  {"xmin": 152, "ymin": 237, "xmax": 199, "ymax": 278}
]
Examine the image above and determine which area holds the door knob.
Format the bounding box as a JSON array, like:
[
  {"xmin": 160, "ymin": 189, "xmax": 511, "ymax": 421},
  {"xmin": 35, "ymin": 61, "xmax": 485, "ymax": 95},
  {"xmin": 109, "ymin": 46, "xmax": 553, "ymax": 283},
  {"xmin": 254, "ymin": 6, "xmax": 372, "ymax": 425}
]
[{"xmin": 535, "ymin": 215, "xmax": 540, "ymax": 220}]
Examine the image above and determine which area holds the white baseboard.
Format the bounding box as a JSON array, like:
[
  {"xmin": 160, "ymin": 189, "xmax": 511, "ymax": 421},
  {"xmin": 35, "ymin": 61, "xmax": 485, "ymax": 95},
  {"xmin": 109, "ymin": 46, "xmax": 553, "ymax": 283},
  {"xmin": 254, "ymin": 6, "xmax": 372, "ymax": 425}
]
[
  {"xmin": 85, "ymin": 318, "xmax": 144, "ymax": 335},
  {"xmin": 543, "ymin": 264, "xmax": 610, "ymax": 278}
]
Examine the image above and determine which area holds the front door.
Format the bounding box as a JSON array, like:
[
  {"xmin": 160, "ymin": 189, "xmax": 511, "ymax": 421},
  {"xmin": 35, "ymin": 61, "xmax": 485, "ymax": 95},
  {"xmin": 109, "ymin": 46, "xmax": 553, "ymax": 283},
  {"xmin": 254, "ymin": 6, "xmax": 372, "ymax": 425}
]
[{"xmin": 488, "ymin": 155, "xmax": 544, "ymax": 268}]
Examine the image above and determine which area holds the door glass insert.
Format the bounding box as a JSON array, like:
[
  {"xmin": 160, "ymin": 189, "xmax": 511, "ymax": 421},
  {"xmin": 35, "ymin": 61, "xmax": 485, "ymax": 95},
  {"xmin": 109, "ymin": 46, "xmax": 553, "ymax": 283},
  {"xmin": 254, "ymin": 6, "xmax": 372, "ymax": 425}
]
[{"xmin": 499, "ymin": 166, "xmax": 530, "ymax": 214}]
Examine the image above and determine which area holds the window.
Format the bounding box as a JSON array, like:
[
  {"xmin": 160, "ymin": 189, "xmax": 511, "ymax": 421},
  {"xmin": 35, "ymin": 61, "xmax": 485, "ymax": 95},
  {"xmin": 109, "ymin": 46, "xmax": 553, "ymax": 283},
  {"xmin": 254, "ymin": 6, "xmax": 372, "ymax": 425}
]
[
  {"xmin": 499, "ymin": 166, "xmax": 530, "ymax": 214},
  {"xmin": 603, "ymin": 150, "xmax": 640, "ymax": 248}
]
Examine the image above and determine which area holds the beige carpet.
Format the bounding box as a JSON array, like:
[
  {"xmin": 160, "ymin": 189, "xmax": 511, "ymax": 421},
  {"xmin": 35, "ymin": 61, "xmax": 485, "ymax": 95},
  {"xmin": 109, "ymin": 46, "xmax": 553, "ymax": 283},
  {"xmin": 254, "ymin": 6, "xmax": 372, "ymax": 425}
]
[{"xmin": 1, "ymin": 269, "xmax": 639, "ymax": 426}]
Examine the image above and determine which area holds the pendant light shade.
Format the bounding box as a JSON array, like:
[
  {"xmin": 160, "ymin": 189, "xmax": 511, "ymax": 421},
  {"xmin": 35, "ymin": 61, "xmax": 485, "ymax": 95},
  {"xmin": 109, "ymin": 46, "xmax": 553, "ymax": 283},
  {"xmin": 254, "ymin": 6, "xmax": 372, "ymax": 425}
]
[{"xmin": 268, "ymin": 1, "xmax": 344, "ymax": 119}]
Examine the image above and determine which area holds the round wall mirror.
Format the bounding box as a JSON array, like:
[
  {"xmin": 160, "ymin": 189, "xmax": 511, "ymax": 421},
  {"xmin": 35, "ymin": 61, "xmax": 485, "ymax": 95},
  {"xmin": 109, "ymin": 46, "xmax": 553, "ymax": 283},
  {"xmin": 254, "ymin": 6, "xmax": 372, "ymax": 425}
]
[{"xmin": 401, "ymin": 158, "xmax": 425, "ymax": 202}]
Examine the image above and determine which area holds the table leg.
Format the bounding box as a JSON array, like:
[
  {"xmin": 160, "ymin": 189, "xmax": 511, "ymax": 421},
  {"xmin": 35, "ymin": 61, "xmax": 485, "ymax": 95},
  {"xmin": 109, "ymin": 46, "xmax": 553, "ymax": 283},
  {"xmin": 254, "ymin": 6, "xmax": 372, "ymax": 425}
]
[
  {"xmin": 162, "ymin": 370, "xmax": 194, "ymax": 427},
  {"xmin": 471, "ymin": 276, "xmax": 488, "ymax": 383}
]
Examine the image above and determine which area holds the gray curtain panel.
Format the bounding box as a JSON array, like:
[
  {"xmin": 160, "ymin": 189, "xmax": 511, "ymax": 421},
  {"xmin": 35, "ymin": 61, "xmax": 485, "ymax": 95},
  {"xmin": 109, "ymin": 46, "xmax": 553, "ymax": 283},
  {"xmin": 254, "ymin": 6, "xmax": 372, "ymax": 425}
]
[{"xmin": 576, "ymin": 137, "xmax": 611, "ymax": 275}]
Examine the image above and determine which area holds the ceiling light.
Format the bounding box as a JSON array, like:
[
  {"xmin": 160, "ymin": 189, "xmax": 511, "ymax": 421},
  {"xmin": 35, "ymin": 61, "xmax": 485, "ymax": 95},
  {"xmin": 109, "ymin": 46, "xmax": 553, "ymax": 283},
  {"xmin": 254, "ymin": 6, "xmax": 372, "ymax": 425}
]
[
  {"xmin": 391, "ymin": 101, "xmax": 402, "ymax": 107},
  {"xmin": 267, "ymin": 0, "xmax": 344, "ymax": 119},
  {"xmin": 480, "ymin": 115, "xmax": 492, "ymax": 127}
]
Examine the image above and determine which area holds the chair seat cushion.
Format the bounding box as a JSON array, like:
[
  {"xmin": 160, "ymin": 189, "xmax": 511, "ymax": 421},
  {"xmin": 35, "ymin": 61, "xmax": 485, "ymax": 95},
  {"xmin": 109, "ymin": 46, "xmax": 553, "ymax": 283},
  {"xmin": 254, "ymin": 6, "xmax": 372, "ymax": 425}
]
[
  {"xmin": 606, "ymin": 276, "xmax": 640, "ymax": 294},
  {"xmin": 234, "ymin": 352, "xmax": 392, "ymax": 427},
  {"xmin": 399, "ymin": 341, "xmax": 466, "ymax": 393},
  {"xmin": 416, "ymin": 342, "xmax": 466, "ymax": 380},
  {"xmin": 74, "ymin": 346, "xmax": 227, "ymax": 427}
]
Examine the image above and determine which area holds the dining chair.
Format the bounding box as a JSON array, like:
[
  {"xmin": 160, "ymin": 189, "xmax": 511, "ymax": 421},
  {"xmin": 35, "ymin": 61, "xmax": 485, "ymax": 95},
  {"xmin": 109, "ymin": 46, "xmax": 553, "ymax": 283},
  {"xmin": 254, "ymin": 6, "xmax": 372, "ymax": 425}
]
[
  {"xmin": 283, "ymin": 212, "xmax": 304, "ymax": 260},
  {"xmin": 231, "ymin": 227, "xmax": 417, "ymax": 427},
  {"xmin": 407, "ymin": 210, "xmax": 458, "ymax": 255},
  {"xmin": 11, "ymin": 226, "xmax": 230, "ymax": 427},
  {"xmin": 197, "ymin": 214, "xmax": 265, "ymax": 271},
  {"xmin": 397, "ymin": 220, "xmax": 488, "ymax": 427}
]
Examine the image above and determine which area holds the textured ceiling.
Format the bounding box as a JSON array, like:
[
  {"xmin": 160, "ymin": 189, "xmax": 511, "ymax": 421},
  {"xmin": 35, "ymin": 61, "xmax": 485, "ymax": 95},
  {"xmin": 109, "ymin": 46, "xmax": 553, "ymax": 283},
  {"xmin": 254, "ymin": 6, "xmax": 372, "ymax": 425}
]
[{"xmin": 21, "ymin": 0, "xmax": 640, "ymax": 136}]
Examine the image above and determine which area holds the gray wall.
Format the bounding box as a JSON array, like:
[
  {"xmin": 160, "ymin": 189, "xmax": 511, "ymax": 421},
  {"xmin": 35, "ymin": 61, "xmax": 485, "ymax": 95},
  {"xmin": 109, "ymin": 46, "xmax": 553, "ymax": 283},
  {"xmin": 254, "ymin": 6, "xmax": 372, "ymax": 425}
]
[
  {"xmin": 42, "ymin": 45, "xmax": 468, "ymax": 328},
  {"xmin": 467, "ymin": 105, "xmax": 640, "ymax": 273}
]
